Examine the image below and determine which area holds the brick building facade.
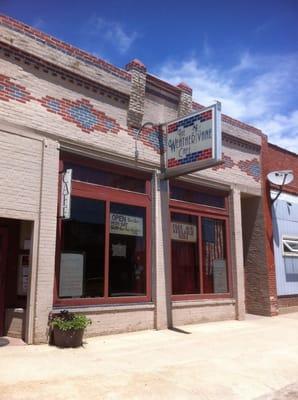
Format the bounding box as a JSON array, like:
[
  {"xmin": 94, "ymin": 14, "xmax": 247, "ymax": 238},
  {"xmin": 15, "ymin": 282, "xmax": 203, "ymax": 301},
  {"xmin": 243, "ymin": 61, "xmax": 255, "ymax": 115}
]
[
  {"xmin": 260, "ymin": 142, "xmax": 298, "ymax": 314},
  {"xmin": 0, "ymin": 15, "xmax": 273, "ymax": 343}
]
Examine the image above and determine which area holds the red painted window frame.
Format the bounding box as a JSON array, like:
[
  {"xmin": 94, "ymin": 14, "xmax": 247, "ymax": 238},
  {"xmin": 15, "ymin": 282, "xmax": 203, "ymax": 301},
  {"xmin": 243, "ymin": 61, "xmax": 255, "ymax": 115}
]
[
  {"xmin": 169, "ymin": 183, "xmax": 233, "ymax": 301},
  {"xmin": 54, "ymin": 154, "xmax": 152, "ymax": 307}
]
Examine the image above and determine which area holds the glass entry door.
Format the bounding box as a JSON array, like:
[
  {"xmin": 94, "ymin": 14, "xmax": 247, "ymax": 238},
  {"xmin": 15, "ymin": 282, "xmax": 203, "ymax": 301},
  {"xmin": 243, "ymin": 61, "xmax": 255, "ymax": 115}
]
[{"xmin": 171, "ymin": 212, "xmax": 200, "ymax": 295}]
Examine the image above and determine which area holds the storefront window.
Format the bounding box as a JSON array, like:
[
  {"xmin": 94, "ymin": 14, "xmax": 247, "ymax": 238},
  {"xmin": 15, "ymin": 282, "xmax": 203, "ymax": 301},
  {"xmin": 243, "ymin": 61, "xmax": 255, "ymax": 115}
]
[
  {"xmin": 170, "ymin": 183, "xmax": 229, "ymax": 297},
  {"xmin": 60, "ymin": 197, "xmax": 105, "ymax": 298},
  {"xmin": 171, "ymin": 214, "xmax": 228, "ymax": 296},
  {"xmin": 171, "ymin": 213, "xmax": 200, "ymax": 294},
  {"xmin": 59, "ymin": 199, "xmax": 148, "ymax": 300},
  {"xmin": 56, "ymin": 156, "xmax": 150, "ymax": 305},
  {"xmin": 109, "ymin": 203, "xmax": 146, "ymax": 296}
]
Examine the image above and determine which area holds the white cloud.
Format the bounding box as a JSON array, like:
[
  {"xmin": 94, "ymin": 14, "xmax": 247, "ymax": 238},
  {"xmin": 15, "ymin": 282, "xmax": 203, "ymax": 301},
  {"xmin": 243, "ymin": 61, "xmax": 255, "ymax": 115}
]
[
  {"xmin": 156, "ymin": 52, "xmax": 298, "ymax": 153},
  {"xmin": 88, "ymin": 17, "xmax": 138, "ymax": 54},
  {"xmin": 256, "ymin": 110, "xmax": 298, "ymax": 153},
  {"xmin": 32, "ymin": 17, "xmax": 46, "ymax": 30}
]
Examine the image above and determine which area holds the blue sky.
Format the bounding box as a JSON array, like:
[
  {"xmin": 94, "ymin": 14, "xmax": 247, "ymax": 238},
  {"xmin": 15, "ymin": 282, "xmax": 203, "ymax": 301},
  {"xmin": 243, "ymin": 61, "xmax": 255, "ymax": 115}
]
[{"xmin": 1, "ymin": 0, "xmax": 298, "ymax": 152}]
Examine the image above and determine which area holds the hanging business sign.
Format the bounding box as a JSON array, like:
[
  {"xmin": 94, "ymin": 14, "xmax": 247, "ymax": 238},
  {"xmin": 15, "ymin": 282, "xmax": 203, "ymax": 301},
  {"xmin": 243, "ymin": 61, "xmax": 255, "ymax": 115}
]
[
  {"xmin": 165, "ymin": 102, "xmax": 222, "ymax": 178},
  {"xmin": 60, "ymin": 169, "xmax": 72, "ymax": 219},
  {"xmin": 171, "ymin": 222, "xmax": 197, "ymax": 243},
  {"xmin": 110, "ymin": 213, "xmax": 143, "ymax": 237}
]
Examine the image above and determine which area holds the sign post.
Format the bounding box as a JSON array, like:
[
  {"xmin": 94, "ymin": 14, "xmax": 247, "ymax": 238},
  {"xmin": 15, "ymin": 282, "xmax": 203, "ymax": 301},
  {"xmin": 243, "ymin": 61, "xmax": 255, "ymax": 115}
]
[{"xmin": 163, "ymin": 102, "xmax": 222, "ymax": 179}]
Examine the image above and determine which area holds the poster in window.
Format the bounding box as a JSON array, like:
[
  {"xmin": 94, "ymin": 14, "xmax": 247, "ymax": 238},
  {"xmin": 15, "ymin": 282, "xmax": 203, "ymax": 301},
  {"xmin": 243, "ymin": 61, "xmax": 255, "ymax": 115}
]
[
  {"xmin": 112, "ymin": 243, "xmax": 127, "ymax": 257},
  {"xmin": 213, "ymin": 259, "xmax": 228, "ymax": 293},
  {"xmin": 59, "ymin": 252, "xmax": 84, "ymax": 297},
  {"xmin": 171, "ymin": 222, "xmax": 197, "ymax": 243},
  {"xmin": 110, "ymin": 213, "xmax": 143, "ymax": 237}
]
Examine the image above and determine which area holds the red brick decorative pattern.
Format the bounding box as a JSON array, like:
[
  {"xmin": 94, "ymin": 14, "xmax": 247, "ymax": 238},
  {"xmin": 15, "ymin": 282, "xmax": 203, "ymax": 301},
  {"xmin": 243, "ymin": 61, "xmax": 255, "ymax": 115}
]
[
  {"xmin": 0, "ymin": 72, "xmax": 261, "ymax": 174},
  {"xmin": 0, "ymin": 74, "xmax": 32, "ymax": 103},
  {"xmin": 212, "ymin": 155, "xmax": 236, "ymax": 171},
  {"xmin": 212, "ymin": 154, "xmax": 260, "ymax": 182},
  {"xmin": 39, "ymin": 96, "xmax": 121, "ymax": 134},
  {"xmin": 127, "ymin": 126, "xmax": 164, "ymax": 154},
  {"xmin": 238, "ymin": 158, "xmax": 261, "ymax": 182}
]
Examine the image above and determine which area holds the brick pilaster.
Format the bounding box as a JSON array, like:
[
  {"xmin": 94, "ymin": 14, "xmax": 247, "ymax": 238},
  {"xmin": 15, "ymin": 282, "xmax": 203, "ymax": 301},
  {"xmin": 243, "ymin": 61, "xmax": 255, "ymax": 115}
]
[
  {"xmin": 152, "ymin": 171, "xmax": 172, "ymax": 329},
  {"xmin": 230, "ymin": 186, "xmax": 246, "ymax": 320},
  {"xmin": 125, "ymin": 59, "xmax": 146, "ymax": 128},
  {"xmin": 33, "ymin": 138, "xmax": 59, "ymax": 343},
  {"xmin": 177, "ymin": 82, "xmax": 193, "ymax": 118}
]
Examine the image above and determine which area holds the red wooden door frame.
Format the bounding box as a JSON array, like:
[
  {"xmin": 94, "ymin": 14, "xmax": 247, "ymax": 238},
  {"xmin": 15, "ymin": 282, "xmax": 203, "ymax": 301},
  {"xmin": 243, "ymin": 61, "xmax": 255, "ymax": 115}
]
[{"xmin": 0, "ymin": 227, "xmax": 8, "ymax": 336}]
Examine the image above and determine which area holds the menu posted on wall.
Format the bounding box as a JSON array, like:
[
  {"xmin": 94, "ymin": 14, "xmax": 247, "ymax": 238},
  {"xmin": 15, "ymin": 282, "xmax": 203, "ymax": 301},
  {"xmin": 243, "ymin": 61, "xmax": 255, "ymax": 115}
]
[
  {"xmin": 213, "ymin": 259, "xmax": 228, "ymax": 293},
  {"xmin": 171, "ymin": 222, "xmax": 197, "ymax": 243},
  {"xmin": 110, "ymin": 213, "xmax": 143, "ymax": 237},
  {"xmin": 59, "ymin": 252, "xmax": 84, "ymax": 297}
]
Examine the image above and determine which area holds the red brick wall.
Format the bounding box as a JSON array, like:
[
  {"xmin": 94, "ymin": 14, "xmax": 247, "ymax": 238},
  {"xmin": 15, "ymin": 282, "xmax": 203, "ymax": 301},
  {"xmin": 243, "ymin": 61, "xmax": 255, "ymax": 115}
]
[
  {"xmin": 265, "ymin": 143, "xmax": 298, "ymax": 194},
  {"xmin": 278, "ymin": 296, "xmax": 298, "ymax": 308},
  {"xmin": 262, "ymin": 139, "xmax": 298, "ymax": 312}
]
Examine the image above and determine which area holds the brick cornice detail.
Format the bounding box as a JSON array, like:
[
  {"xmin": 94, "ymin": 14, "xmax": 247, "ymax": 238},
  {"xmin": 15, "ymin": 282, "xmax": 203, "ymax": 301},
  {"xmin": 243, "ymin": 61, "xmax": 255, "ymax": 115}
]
[
  {"xmin": 177, "ymin": 82, "xmax": 192, "ymax": 95},
  {"xmin": 125, "ymin": 59, "xmax": 147, "ymax": 73},
  {"xmin": 0, "ymin": 14, "xmax": 131, "ymax": 82},
  {"xmin": 0, "ymin": 43, "xmax": 129, "ymax": 103},
  {"xmin": 192, "ymin": 101, "xmax": 263, "ymax": 136},
  {"xmin": 223, "ymin": 132, "xmax": 261, "ymax": 153}
]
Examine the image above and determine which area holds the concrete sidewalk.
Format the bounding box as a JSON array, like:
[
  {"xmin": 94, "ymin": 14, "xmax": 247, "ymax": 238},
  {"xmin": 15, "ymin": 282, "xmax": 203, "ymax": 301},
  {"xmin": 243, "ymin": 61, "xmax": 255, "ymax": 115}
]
[{"xmin": 1, "ymin": 313, "xmax": 298, "ymax": 400}]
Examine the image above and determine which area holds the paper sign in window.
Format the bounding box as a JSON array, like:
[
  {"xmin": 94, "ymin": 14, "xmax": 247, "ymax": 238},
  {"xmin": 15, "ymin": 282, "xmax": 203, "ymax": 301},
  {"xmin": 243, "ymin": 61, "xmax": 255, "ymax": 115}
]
[
  {"xmin": 59, "ymin": 253, "xmax": 84, "ymax": 297},
  {"xmin": 112, "ymin": 243, "xmax": 127, "ymax": 257},
  {"xmin": 171, "ymin": 222, "xmax": 197, "ymax": 243},
  {"xmin": 213, "ymin": 259, "xmax": 228, "ymax": 293},
  {"xmin": 110, "ymin": 213, "xmax": 143, "ymax": 237}
]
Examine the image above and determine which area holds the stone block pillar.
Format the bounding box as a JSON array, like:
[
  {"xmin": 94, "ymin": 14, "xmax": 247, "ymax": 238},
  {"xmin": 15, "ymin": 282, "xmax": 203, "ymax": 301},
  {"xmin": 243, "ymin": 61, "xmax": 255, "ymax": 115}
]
[
  {"xmin": 177, "ymin": 82, "xmax": 193, "ymax": 118},
  {"xmin": 125, "ymin": 59, "xmax": 146, "ymax": 128}
]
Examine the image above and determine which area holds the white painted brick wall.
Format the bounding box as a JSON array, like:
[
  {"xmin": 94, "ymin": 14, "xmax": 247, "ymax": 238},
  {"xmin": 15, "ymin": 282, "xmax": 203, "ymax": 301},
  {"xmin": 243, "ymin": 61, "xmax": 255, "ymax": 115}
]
[
  {"xmin": 0, "ymin": 130, "xmax": 42, "ymax": 213},
  {"xmin": 33, "ymin": 138, "xmax": 59, "ymax": 343}
]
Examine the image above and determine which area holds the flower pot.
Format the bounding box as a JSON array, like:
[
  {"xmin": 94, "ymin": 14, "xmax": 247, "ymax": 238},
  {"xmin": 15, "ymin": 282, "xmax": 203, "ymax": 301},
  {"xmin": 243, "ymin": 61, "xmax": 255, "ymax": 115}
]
[{"xmin": 53, "ymin": 327, "xmax": 84, "ymax": 348}]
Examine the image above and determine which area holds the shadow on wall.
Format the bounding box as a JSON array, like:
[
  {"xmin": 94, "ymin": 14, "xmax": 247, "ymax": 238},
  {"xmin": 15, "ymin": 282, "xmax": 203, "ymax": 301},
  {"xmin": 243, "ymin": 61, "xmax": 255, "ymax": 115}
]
[{"xmin": 241, "ymin": 195, "xmax": 261, "ymax": 264}]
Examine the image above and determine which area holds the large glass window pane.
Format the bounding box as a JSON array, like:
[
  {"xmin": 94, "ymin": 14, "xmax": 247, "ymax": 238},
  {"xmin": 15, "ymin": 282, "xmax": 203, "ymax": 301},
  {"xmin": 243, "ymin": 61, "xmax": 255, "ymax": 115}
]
[
  {"xmin": 64, "ymin": 162, "xmax": 146, "ymax": 193},
  {"xmin": 170, "ymin": 185, "xmax": 225, "ymax": 208},
  {"xmin": 109, "ymin": 203, "xmax": 146, "ymax": 296},
  {"xmin": 202, "ymin": 218, "xmax": 228, "ymax": 293},
  {"xmin": 60, "ymin": 197, "xmax": 105, "ymax": 298},
  {"xmin": 171, "ymin": 213, "xmax": 200, "ymax": 294}
]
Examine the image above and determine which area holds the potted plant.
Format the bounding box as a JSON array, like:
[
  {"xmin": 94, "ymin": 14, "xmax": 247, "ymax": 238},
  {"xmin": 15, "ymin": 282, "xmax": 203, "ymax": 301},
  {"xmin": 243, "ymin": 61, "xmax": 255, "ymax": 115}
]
[{"xmin": 50, "ymin": 310, "xmax": 91, "ymax": 348}]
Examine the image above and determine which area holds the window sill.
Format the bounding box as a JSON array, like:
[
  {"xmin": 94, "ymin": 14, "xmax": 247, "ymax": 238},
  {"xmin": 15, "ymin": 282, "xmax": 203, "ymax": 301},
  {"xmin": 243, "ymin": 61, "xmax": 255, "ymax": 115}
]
[
  {"xmin": 53, "ymin": 302, "xmax": 155, "ymax": 314},
  {"xmin": 172, "ymin": 298, "xmax": 235, "ymax": 308}
]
